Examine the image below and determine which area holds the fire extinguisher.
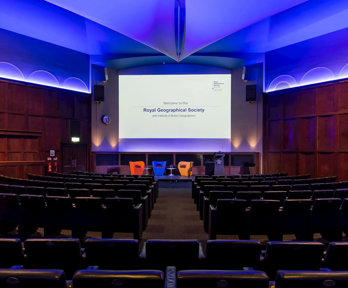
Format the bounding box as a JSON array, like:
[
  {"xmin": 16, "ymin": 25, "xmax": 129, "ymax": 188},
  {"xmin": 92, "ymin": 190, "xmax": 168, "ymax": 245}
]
[{"xmin": 47, "ymin": 157, "xmax": 52, "ymax": 172}]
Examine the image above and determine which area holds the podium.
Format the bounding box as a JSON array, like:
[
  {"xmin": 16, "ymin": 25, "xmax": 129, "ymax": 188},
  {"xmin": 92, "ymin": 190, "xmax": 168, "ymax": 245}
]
[
  {"xmin": 205, "ymin": 152, "xmax": 225, "ymax": 175},
  {"xmin": 214, "ymin": 152, "xmax": 225, "ymax": 175}
]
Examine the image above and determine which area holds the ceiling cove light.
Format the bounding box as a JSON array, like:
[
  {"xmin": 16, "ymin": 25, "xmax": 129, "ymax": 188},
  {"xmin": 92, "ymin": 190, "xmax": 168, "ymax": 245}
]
[
  {"xmin": 266, "ymin": 64, "xmax": 348, "ymax": 93},
  {"xmin": 0, "ymin": 62, "xmax": 90, "ymax": 93}
]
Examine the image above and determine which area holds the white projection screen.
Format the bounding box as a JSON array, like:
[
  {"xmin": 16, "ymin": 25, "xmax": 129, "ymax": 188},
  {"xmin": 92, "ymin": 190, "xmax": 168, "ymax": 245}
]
[{"xmin": 118, "ymin": 74, "xmax": 231, "ymax": 152}]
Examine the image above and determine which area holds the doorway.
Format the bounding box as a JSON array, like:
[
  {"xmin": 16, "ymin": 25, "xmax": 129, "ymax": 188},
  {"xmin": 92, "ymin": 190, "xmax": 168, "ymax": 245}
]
[{"xmin": 61, "ymin": 143, "xmax": 88, "ymax": 173}]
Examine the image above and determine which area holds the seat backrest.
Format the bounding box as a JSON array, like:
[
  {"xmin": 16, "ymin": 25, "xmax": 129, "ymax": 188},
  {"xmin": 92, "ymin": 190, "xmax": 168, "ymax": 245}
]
[
  {"xmin": 265, "ymin": 241, "xmax": 325, "ymax": 278},
  {"xmin": 0, "ymin": 238, "xmax": 23, "ymax": 267},
  {"xmin": 144, "ymin": 240, "xmax": 200, "ymax": 269},
  {"xmin": 0, "ymin": 269, "xmax": 66, "ymax": 288},
  {"xmin": 24, "ymin": 238, "xmax": 81, "ymax": 279},
  {"xmin": 205, "ymin": 240, "xmax": 261, "ymax": 269},
  {"xmin": 275, "ymin": 271, "xmax": 348, "ymax": 288},
  {"xmin": 263, "ymin": 191, "xmax": 287, "ymax": 201},
  {"xmin": 73, "ymin": 270, "xmax": 164, "ymax": 288},
  {"xmin": 209, "ymin": 191, "xmax": 235, "ymax": 205},
  {"xmin": 116, "ymin": 189, "xmax": 142, "ymax": 204},
  {"xmin": 84, "ymin": 239, "xmax": 139, "ymax": 269},
  {"xmin": 288, "ymin": 190, "xmax": 313, "ymax": 199},
  {"xmin": 325, "ymin": 242, "xmax": 348, "ymax": 270},
  {"xmin": 312, "ymin": 190, "xmax": 334, "ymax": 200},
  {"xmin": 177, "ymin": 270, "xmax": 269, "ymax": 288}
]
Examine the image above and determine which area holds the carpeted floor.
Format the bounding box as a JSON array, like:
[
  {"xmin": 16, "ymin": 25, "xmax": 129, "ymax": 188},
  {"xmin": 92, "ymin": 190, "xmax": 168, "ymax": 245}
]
[{"xmin": 143, "ymin": 181, "xmax": 209, "ymax": 240}]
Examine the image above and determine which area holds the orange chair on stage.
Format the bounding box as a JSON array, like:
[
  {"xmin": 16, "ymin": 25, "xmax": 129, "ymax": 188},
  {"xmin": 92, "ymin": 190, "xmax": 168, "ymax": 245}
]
[
  {"xmin": 129, "ymin": 161, "xmax": 145, "ymax": 175},
  {"xmin": 178, "ymin": 161, "xmax": 194, "ymax": 176}
]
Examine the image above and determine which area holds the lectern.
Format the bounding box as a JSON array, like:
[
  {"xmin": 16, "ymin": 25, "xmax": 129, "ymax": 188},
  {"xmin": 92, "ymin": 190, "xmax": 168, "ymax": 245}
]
[{"xmin": 214, "ymin": 152, "xmax": 225, "ymax": 175}]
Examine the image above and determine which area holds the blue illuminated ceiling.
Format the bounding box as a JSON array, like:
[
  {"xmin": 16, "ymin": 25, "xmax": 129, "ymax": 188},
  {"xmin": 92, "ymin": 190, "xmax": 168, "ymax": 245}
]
[{"xmin": 1, "ymin": 0, "xmax": 348, "ymax": 70}]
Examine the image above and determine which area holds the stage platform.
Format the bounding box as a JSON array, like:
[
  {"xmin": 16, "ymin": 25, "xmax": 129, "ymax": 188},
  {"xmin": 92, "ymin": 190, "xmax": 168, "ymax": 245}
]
[{"xmin": 154, "ymin": 175, "xmax": 194, "ymax": 182}]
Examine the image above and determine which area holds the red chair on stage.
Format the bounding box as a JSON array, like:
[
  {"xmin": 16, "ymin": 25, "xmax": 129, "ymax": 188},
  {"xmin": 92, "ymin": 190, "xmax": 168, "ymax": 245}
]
[{"xmin": 129, "ymin": 161, "xmax": 145, "ymax": 176}]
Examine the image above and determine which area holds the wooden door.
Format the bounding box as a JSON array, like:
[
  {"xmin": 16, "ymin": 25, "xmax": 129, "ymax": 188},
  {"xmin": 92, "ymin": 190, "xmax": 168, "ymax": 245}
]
[{"xmin": 61, "ymin": 144, "xmax": 88, "ymax": 173}]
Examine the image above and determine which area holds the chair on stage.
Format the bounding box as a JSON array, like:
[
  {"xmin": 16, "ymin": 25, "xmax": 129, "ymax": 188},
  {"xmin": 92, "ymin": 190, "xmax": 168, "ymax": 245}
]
[
  {"xmin": 152, "ymin": 161, "xmax": 166, "ymax": 176},
  {"xmin": 129, "ymin": 161, "xmax": 145, "ymax": 176},
  {"xmin": 178, "ymin": 161, "xmax": 193, "ymax": 176}
]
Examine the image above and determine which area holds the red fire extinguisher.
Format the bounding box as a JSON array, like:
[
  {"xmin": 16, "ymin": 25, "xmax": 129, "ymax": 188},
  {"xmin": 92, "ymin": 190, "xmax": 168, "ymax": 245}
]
[{"xmin": 47, "ymin": 157, "xmax": 52, "ymax": 172}]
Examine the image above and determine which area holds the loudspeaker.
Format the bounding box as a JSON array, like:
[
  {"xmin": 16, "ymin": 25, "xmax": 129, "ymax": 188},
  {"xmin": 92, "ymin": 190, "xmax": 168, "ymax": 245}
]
[
  {"xmin": 242, "ymin": 64, "xmax": 259, "ymax": 82},
  {"xmin": 246, "ymin": 85, "xmax": 257, "ymax": 102},
  {"xmin": 92, "ymin": 65, "xmax": 107, "ymax": 83},
  {"xmin": 71, "ymin": 120, "xmax": 80, "ymax": 138},
  {"xmin": 93, "ymin": 85, "xmax": 104, "ymax": 102}
]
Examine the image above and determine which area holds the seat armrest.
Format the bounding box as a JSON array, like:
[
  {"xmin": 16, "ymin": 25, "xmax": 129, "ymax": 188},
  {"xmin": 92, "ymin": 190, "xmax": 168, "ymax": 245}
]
[
  {"xmin": 209, "ymin": 205, "xmax": 216, "ymax": 211},
  {"xmin": 134, "ymin": 203, "xmax": 142, "ymax": 209},
  {"xmin": 10, "ymin": 265, "xmax": 23, "ymax": 269},
  {"xmin": 165, "ymin": 266, "xmax": 176, "ymax": 288}
]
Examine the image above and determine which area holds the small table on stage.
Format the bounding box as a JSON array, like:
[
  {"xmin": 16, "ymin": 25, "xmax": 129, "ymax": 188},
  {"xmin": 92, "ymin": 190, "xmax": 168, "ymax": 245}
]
[
  {"xmin": 144, "ymin": 167, "xmax": 151, "ymax": 175},
  {"xmin": 167, "ymin": 167, "xmax": 176, "ymax": 176}
]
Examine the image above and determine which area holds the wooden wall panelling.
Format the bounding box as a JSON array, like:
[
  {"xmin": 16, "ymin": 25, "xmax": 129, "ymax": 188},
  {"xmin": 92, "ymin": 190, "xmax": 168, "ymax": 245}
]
[
  {"xmin": 298, "ymin": 152, "xmax": 316, "ymax": 177},
  {"xmin": 283, "ymin": 92, "xmax": 298, "ymax": 118},
  {"xmin": 316, "ymin": 85, "xmax": 336, "ymax": 114},
  {"xmin": 336, "ymin": 81, "xmax": 348, "ymax": 112},
  {"xmin": 267, "ymin": 94, "xmax": 283, "ymax": 120},
  {"xmin": 317, "ymin": 115, "xmax": 337, "ymax": 151},
  {"xmin": 0, "ymin": 79, "xmax": 91, "ymax": 178},
  {"xmin": 297, "ymin": 88, "xmax": 316, "ymax": 116},
  {"xmin": 338, "ymin": 113, "xmax": 348, "ymax": 151},
  {"xmin": 266, "ymin": 152, "xmax": 282, "ymax": 173},
  {"xmin": 317, "ymin": 153, "xmax": 337, "ymax": 178},
  {"xmin": 281, "ymin": 152, "xmax": 297, "ymax": 176},
  {"xmin": 283, "ymin": 119, "xmax": 297, "ymax": 151},
  {"xmin": 27, "ymin": 86, "xmax": 45, "ymax": 116},
  {"xmin": 268, "ymin": 120, "xmax": 282, "ymax": 151},
  {"xmin": 0, "ymin": 82, "xmax": 7, "ymax": 111},
  {"xmin": 7, "ymin": 84, "xmax": 26, "ymax": 114},
  {"xmin": 338, "ymin": 153, "xmax": 348, "ymax": 181},
  {"xmin": 7, "ymin": 114, "xmax": 27, "ymax": 130},
  {"xmin": 298, "ymin": 117, "xmax": 316, "ymax": 151}
]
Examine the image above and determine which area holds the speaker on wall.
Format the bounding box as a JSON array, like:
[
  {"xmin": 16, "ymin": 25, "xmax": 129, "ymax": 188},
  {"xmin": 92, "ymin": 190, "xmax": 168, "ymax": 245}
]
[
  {"xmin": 246, "ymin": 85, "xmax": 257, "ymax": 102},
  {"xmin": 242, "ymin": 64, "xmax": 259, "ymax": 82},
  {"xmin": 93, "ymin": 85, "xmax": 104, "ymax": 102}
]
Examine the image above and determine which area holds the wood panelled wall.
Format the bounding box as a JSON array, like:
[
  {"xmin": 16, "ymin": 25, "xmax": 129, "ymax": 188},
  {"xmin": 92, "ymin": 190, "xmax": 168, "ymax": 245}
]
[
  {"xmin": 0, "ymin": 79, "xmax": 91, "ymax": 178},
  {"xmin": 263, "ymin": 80, "xmax": 348, "ymax": 180}
]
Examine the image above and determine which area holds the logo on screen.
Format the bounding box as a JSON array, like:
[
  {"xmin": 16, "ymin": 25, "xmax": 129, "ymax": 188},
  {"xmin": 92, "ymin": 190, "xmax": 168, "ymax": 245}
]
[{"xmin": 212, "ymin": 80, "xmax": 224, "ymax": 91}]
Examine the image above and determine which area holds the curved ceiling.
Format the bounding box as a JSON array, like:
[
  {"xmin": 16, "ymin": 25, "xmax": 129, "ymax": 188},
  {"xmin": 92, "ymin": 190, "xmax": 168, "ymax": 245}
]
[{"xmin": 1, "ymin": 0, "xmax": 348, "ymax": 70}]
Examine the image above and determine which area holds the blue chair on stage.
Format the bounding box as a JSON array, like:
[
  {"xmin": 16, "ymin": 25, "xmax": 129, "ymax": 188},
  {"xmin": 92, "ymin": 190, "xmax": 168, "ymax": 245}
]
[{"xmin": 152, "ymin": 161, "xmax": 166, "ymax": 176}]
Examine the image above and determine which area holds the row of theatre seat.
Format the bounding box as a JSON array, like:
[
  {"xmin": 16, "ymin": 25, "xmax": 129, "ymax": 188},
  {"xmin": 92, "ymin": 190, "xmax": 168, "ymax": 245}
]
[
  {"xmin": 1, "ymin": 269, "xmax": 348, "ymax": 288},
  {"xmin": 0, "ymin": 238, "xmax": 348, "ymax": 279},
  {"xmin": 0, "ymin": 174, "xmax": 159, "ymax": 240},
  {"xmin": 192, "ymin": 175, "xmax": 348, "ymax": 240},
  {"xmin": 0, "ymin": 193, "xmax": 146, "ymax": 240}
]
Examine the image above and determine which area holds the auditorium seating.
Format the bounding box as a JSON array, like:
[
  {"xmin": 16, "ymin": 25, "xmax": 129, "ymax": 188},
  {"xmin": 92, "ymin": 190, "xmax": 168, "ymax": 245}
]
[
  {"xmin": 84, "ymin": 239, "xmax": 140, "ymax": 270},
  {"xmin": 0, "ymin": 269, "xmax": 67, "ymax": 288},
  {"xmin": 176, "ymin": 270, "xmax": 269, "ymax": 288},
  {"xmin": 140, "ymin": 239, "xmax": 201, "ymax": 270},
  {"xmin": 73, "ymin": 269, "xmax": 165, "ymax": 288},
  {"xmin": 275, "ymin": 271, "xmax": 348, "ymax": 288},
  {"xmin": 209, "ymin": 199, "xmax": 248, "ymax": 239},
  {"xmin": 23, "ymin": 238, "xmax": 82, "ymax": 279},
  {"xmin": 263, "ymin": 241, "xmax": 325, "ymax": 279},
  {"xmin": 203, "ymin": 240, "xmax": 262, "ymax": 269},
  {"xmin": 103, "ymin": 197, "xmax": 143, "ymax": 239}
]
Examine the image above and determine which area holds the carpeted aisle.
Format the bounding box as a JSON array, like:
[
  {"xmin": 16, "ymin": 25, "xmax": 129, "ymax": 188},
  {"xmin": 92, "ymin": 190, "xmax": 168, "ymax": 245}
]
[{"xmin": 143, "ymin": 181, "xmax": 209, "ymax": 240}]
